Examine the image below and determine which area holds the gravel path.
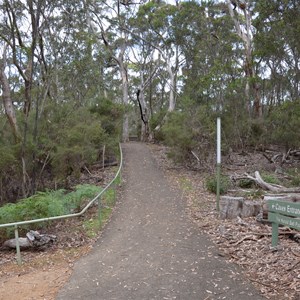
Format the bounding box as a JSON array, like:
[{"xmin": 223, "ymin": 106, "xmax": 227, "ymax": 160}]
[{"xmin": 57, "ymin": 142, "xmax": 264, "ymax": 300}]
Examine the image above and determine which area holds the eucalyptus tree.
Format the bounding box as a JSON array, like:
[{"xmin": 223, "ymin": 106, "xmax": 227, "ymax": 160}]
[
  {"xmin": 38, "ymin": 0, "xmax": 105, "ymax": 106},
  {"xmin": 253, "ymin": 0, "xmax": 300, "ymax": 106},
  {"xmin": 174, "ymin": 1, "xmax": 243, "ymax": 109},
  {"xmin": 0, "ymin": 0, "xmax": 114, "ymax": 200},
  {"xmin": 0, "ymin": 0, "xmax": 56, "ymax": 196},
  {"xmin": 128, "ymin": 8, "xmax": 172, "ymax": 141},
  {"xmin": 0, "ymin": 0, "xmax": 45, "ymax": 135},
  {"xmin": 226, "ymin": 0, "xmax": 263, "ymax": 118},
  {"xmin": 0, "ymin": 43, "xmax": 20, "ymax": 142},
  {"xmin": 130, "ymin": 34, "xmax": 169, "ymax": 140},
  {"xmin": 157, "ymin": 0, "xmax": 258, "ymax": 155},
  {"xmin": 134, "ymin": 0, "xmax": 182, "ymax": 130},
  {"xmin": 85, "ymin": 0, "xmax": 139, "ymax": 142}
]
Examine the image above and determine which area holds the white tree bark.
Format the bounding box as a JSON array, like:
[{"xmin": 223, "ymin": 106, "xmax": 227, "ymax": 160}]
[
  {"xmin": 3, "ymin": 231, "xmax": 56, "ymax": 250},
  {"xmin": 86, "ymin": 3, "xmax": 130, "ymax": 142},
  {"xmin": 118, "ymin": 44, "xmax": 129, "ymax": 142},
  {"xmin": 0, "ymin": 44, "xmax": 21, "ymax": 142},
  {"xmin": 166, "ymin": 56, "xmax": 176, "ymax": 112},
  {"xmin": 226, "ymin": 0, "xmax": 262, "ymax": 118},
  {"xmin": 153, "ymin": 49, "xmax": 177, "ymax": 131},
  {"xmin": 244, "ymin": 171, "xmax": 300, "ymax": 193}
]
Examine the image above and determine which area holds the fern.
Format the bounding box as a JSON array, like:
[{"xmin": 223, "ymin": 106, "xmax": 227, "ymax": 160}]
[{"xmin": 0, "ymin": 184, "xmax": 101, "ymax": 239}]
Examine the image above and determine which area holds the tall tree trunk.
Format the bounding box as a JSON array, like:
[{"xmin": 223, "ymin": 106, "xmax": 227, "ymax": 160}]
[
  {"xmin": 139, "ymin": 91, "xmax": 149, "ymax": 141},
  {"xmin": 154, "ymin": 51, "xmax": 177, "ymax": 132},
  {"xmin": 119, "ymin": 54, "xmax": 129, "ymax": 142},
  {"xmin": 166, "ymin": 58, "xmax": 176, "ymax": 112},
  {"xmin": 227, "ymin": 0, "xmax": 262, "ymax": 118},
  {"xmin": 137, "ymin": 86, "xmax": 150, "ymax": 142},
  {"xmin": 96, "ymin": 24, "xmax": 130, "ymax": 142},
  {"xmin": 0, "ymin": 45, "xmax": 21, "ymax": 142}
]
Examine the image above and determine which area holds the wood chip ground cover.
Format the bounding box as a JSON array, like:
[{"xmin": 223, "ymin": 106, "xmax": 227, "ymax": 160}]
[{"xmin": 148, "ymin": 143, "xmax": 300, "ymax": 300}]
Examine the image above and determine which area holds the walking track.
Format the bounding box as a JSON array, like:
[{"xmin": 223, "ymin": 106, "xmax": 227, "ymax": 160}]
[{"xmin": 57, "ymin": 142, "xmax": 264, "ymax": 300}]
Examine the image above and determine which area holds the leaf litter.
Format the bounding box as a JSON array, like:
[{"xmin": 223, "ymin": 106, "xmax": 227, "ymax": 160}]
[
  {"xmin": 0, "ymin": 166, "xmax": 116, "ymax": 300},
  {"xmin": 1, "ymin": 144, "xmax": 300, "ymax": 299},
  {"xmin": 149, "ymin": 143, "xmax": 300, "ymax": 300}
]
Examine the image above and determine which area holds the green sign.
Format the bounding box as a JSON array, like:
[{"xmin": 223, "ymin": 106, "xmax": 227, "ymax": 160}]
[
  {"xmin": 268, "ymin": 200, "xmax": 300, "ymax": 247},
  {"xmin": 268, "ymin": 212, "xmax": 300, "ymax": 231},
  {"xmin": 268, "ymin": 200, "xmax": 300, "ymax": 218}
]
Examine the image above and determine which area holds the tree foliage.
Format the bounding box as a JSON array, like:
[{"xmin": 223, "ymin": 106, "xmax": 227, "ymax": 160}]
[
  {"xmin": 0, "ymin": 0, "xmax": 299, "ymax": 205},
  {"xmin": 266, "ymin": 100, "xmax": 300, "ymax": 149}
]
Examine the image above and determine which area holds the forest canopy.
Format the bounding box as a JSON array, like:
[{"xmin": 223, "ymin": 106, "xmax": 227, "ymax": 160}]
[{"xmin": 0, "ymin": 0, "xmax": 299, "ymax": 205}]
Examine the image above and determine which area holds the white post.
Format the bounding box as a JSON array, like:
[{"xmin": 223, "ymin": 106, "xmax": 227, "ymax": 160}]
[
  {"xmin": 217, "ymin": 117, "xmax": 221, "ymax": 165},
  {"xmin": 15, "ymin": 225, "xmax": 22, "ymax": 265},
  {"xmin": 216, "ymin": 117, "xmax": 221, "ymax": 211}
]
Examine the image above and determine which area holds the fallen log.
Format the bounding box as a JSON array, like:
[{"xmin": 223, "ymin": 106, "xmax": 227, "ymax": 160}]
[
  {"xmin": 90, "ymin": 161, "xmax": 118, "ymax": 170},
  {"xmin": 245, "ymin": 171, "xmax": 300, "ymax": 193},
  {"xmin": 245, "ymin": 171, "xmax": 283, "ymax": 192},
  {"xmin": 264, "ymin": 194, "xmax": 300, "ymax": 202},
  {"xmin": 3, "ymin": 238, "xmax": 31, "ymax": 249},
  {"xmin": 2, "ymin": 231, "xmax": 56, "ymax": 250},
  {"xmin": 290, "ymin": 150, "xmax": 300, "ymax": 157}
]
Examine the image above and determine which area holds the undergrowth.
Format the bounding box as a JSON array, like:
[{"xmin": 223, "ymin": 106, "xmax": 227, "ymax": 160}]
[
  {"xmin": 205, "ymin": 174, "xmax": 230, "ymax": 195},
  {"xmin": 0, "ymin": 184, "xmax": 101, "ymax": 238}
]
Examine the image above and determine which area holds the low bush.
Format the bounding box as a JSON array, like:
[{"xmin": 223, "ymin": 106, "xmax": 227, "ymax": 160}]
[
  {"xmin": 261, "ymin": 172, "xmax": 280, "ymax": 185},
  {"xmin": 205, "ymin": 174, "xmax": 230, "ymax": 195},
  {"xmin": 265, "ymin": 100, "xmax": 300, "ymax": 149},
  {"xmin": 0, "ymin": 184, "xmax": 101, "ymax": 239},
  {"xmin": 286, "ymin": 168, "xmax": 300, "ymax": 187},
  {"xmin": 238, "ymin": 178, "xmax": 255, "ymax": 188},
  {"xmin": 162, "ymin": 111, "xmax": 196, "ymax": 162}
]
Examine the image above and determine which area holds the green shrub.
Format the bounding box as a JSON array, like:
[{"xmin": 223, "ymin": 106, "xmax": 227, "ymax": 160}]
[
  {"xmin": 222, "ymin": 91, "xmax": 252, "ymax": 150},
  {"xmin": 161, "ymin": 111, "xmax": 196, "ymax": 162},
  {"xmin": 238, "ymin": 179, "xmax": 255, "ymax": 188},
  {"xmin": 249, "ymin": 119, "xmax": 266, "ymax": 147},
  {"xmin": 51, "ymin": 121, "xmax": 107, "ymax": 179},
  {"xmin": 286, "ymin": 168, "xmax": 300, "ymax": 187},
  {"xmin": 0, "ymin": 190, "xmax": 67, "ymax": 224},
  {"xmin": 0, "ymin": 184, "xmax": 101, "ymax": 239},
  {"xmin": 153, "ymin": 98, "xmax": 215, "ymax": 164},
  {"xmin": 37, "ymin": 102, "xmax": 120, "ymax": 182},
  {"xmin": 261, "ymin": 172, "xmax": 280, "ymax": 185},
  {"xmin": 149, "ymin": 109, "xmax": 167, "ymax": 131},
  {"xmin": 243, "ymin": 189, "xmax": 264, "ymax": 200},
  {"xmin": 90, "ymin": 98, "xmax": 123, "ymax": 137},
  {"xmin": 266, "ymin": 100, "xmax": 300, "ymax": 149},
  {"xmin": 63, "ymin": 184, "xmax": 102, "ymax": 212},
  {"xmin": 205, "ymin": 174, "xmax": 230, "ymax": 195},
  {"xmin": 0, "ymin": 146, "xmax": 18, "ymax": 173}
]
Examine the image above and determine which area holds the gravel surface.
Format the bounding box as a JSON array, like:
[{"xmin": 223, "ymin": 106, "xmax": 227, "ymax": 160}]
[{"xmin": 57, "ymin": 142, "xmax": 265, "ymax": 300}]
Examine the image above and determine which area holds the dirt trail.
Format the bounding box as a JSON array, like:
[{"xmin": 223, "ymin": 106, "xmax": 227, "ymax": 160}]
[{"xmin": 56, "ymin": 142, "xmax": 264, "ymax": 300}]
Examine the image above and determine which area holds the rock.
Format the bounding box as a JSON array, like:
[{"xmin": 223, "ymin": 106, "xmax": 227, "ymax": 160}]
[
  {"xmin": 220, "ymin": 196, "xmax": 263, "ymax": 219},
  {"xmin": 2, "ymin": 231, "xmax": 57, "ymax": 250},
  {"xmin": 3, "ymin": 237, "xmax": 31, "ymax": 249}
]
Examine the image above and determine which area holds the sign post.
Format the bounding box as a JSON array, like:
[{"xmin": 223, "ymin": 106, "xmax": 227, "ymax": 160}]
[
  {"xmin": 216, "ymin": 117, "xmax": 221, "ymax": 212},
  {"xmin": 268, "ymin": 200, "xmax": 300, "ymax": 246}
]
